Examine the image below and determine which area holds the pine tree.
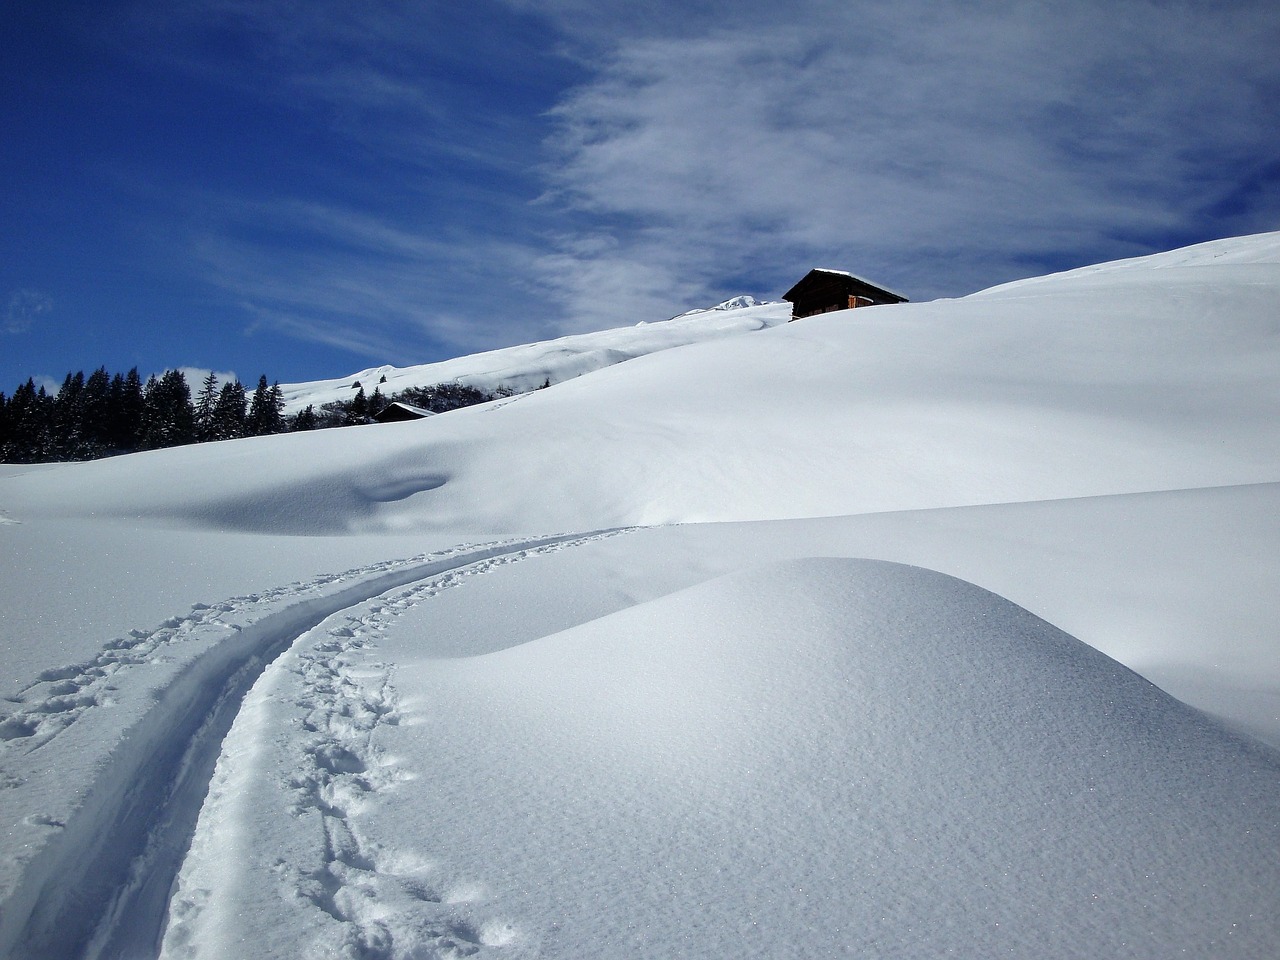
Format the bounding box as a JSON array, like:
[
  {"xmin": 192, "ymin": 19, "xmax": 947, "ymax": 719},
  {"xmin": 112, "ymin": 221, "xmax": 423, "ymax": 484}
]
[
  {"xmin": 106, "ymin": 368, "xmax": 145, "ymax": 453},
  {"xmin": 51, "ymin": 371, "xmax": 87, "ymax": 460},
  {"xmin": 194, "ymin": 372, "xmax": 220, "ymax": 441},
  {"xmin": 48, "ymin": 368, "xmax": 111, "ymax": 460},
  {"xmin": 2, "ymin": 380, "xmax": 53, "ymax": 462},
  {"xmin": 213, "ymin": 380, "xmax": 247, "ymax": 440},
  {"xmin": 141, "ymin": 370, "xmax": 195, "ymax": 449},
  {"xmin": 290, "ymin": 404, "xmax": 319, "ymax": 431},
  {"xmin": 393, "ymin": 382, "xmax": 493, "ymax": 413},
  {"xmin": 245, "ymin": 376, "xmax": 285, "ymax": 436},
  {"xmin": 349, "ymin": 385, "xmax": 369, "ymax": 423},
  {"xmin": 268, "ymin": 381, "xmax": 285, "ymax": 433},
  {"xmin": 81, "ymin": 366, "xmax": 112, "ymax": 454}
]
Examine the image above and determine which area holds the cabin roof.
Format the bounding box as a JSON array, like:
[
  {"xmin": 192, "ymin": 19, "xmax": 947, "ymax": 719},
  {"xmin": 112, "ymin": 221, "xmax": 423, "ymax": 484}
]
[
  {"xmin": 783, "ymin": 268, "xmax": 908, "ymax": 304},
  {"xmin": 373, "ymin": 401, "xmax": 435, "ymax": 423}
]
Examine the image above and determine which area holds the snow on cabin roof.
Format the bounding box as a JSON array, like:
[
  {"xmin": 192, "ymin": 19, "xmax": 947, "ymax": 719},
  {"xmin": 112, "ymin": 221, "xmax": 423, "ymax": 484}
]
[
  {"xmin": 374, "ymin": 401, "xmax": 436, "ymax": 422},
  {"xmin": 391, "ymin": 402, "xmax": 435, "ymax": 417},
  {"xmin": 805, "ymin": 268, "xmax": 908, "ymax": 303}
]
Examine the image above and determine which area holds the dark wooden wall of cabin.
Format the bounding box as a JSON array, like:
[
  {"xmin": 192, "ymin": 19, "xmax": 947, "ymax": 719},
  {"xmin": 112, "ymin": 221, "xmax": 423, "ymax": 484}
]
[{"xmin": 789, "ymin": 275, "xmax": 900, "ymax": 318}]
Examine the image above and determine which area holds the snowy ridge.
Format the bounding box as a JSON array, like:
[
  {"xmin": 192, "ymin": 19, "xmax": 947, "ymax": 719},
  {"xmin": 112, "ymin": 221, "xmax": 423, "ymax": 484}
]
[
  {"xmin": 969, "ymin": 230, "xmax": 1280, "ymax": 296},
  {"xmin": 7, "ymin": 233, "xmax": 1277, "ymax": 536},
  {"xmin": 278, "ymin": 300, "xmax": 790, "ymax": 414}
]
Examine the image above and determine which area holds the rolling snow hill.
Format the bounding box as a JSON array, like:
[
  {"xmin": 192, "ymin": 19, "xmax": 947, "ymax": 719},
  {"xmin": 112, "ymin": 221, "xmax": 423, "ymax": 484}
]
[{"xmin": 2, "ymin": 233, "xmax": 1279, "ymax": 959}]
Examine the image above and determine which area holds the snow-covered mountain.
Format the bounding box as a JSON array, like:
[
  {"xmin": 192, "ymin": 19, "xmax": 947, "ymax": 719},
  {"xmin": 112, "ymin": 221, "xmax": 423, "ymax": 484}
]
[
  {"xmin": 2, "ymin": 234, "xmax": 1280, "ymax": 959},
  {"xmin": 667, "ymin": 294, "xmax": 779, "ymax": 318}
]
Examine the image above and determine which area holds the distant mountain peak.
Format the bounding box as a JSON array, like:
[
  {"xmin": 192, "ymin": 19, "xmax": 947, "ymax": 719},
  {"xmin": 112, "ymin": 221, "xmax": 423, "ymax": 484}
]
[{"xmin": 669, "ymin": 295, "xmax": 778, "ymax": 320}]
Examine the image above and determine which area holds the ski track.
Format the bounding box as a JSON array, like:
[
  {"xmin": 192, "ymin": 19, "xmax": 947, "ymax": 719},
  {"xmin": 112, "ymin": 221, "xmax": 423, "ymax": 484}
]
[{"xmin": 0, "ymin": 529, "xmax": 630, "ymax": 960}]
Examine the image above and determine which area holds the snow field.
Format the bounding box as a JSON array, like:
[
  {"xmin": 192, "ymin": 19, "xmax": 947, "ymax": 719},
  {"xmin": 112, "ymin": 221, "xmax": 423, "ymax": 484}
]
[{"xmin": 275, "ymin": 301, "xmax": 791, "ymax": 414}]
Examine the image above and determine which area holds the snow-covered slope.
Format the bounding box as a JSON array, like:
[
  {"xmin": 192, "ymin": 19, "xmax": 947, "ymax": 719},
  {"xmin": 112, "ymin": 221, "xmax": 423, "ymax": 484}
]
[
  {"xmin": 277, "ymin": 299, "xmax": 790, "ymax": 414},
  {"xmin": 5, "ymin": 233, "xmax": 1277, "ymax": 534},
  {"xmin": 971, "ymin": 229, "xmax": 1280, "ymax": 294},
  {"xmin": 2, "ymin": 233, "xmax": 1280, "ymax": 959}
]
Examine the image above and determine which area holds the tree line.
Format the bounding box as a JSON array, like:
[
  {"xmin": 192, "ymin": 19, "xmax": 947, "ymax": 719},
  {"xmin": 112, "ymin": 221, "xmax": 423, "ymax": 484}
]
[{"xmin": 0, "ymin": 367, "xmax": 501, "ymax": 464}]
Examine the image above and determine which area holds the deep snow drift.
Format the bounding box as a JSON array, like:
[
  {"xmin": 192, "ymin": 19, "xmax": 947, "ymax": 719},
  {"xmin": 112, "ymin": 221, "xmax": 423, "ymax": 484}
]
[{"xmin": 2, "ymin": 233, "xmax": 1280, "ymax": 959}]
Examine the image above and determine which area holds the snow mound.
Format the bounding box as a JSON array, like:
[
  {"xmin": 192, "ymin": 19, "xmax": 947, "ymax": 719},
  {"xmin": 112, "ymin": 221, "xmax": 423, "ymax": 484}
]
[{"xmin": 400, "ymin": 558, "xmax": 1280, "ymax": 957}]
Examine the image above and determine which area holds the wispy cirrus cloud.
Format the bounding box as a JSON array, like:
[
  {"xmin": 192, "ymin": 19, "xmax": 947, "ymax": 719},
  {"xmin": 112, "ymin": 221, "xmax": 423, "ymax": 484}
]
[
  {"xmin": 115, "ymin": 0, "xmax": 573, "ymax": 177},
  {"xmin": 526, "ymin": 0, "xmax": 1280, "ymax": 328},
  {"xmin": 99, "ymin": 0, "xmax": 582, "ymax": 362},
  {"xmin": 190, "ymin": 196, "xmax": 557, "ymax": 361}
]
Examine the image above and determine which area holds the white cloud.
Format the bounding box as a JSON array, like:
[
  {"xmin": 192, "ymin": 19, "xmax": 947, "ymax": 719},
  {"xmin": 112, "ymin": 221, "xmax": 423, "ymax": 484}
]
[
  {"xmin": 177, "ymin": 367, "xmax": 239, "ymax": 390},
  {"xmin": 5, "ymin": 289, "xmax": 53, "ymax": 334}
]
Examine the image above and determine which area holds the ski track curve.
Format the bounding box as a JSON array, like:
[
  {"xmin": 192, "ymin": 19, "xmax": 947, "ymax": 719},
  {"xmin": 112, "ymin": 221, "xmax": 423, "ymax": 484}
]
[{"xmin": 0, "ymin": 529, "xmax": 631, "ymax": 960}]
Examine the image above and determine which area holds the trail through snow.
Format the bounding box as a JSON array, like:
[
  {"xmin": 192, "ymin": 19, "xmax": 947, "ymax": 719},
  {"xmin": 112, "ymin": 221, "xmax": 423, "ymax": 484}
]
[
  {"xmin": 0, "ymin": 530, "xmax": 631, "ymax": 960},
  {"xmin": 161, "ymin": 548, "xmax": 569, "ymax": 958}
]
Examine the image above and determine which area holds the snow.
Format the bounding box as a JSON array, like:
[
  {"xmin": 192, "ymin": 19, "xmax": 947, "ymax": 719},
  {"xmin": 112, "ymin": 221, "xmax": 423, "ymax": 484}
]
[
  {"xmin": 2, "ymin": 232, "xmax": 1280, "ymax": 958},
  {"xmin": 667, "ymin": 294, "xmax": 779, "ymax": 319},
  {"xmin": 276, "ymin": 300, "xmax": 791, "ymax": 414},
  {"xmin": 967, "ymin": 229, "xmax": 1280, "ymax": 296},
  {"xmin": 161, "ymin": 558, "xmax": 1280, "ymax": 958},
  {"xmin": 6, "ymin": 250, "xmax": 1277, "ymax": 537}
]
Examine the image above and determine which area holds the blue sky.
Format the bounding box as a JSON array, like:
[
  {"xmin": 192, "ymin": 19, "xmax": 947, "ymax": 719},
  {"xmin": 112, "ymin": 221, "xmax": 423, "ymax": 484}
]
[{"xmin": 3, "ymin": 0, "xmax": 1279, "ymax": 391}]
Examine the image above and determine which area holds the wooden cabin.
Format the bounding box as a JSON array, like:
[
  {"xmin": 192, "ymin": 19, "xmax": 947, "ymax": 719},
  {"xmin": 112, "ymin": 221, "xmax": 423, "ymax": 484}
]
[
  {"xmin": 373, "ymin": 401, "xmax": 434, "ymax": 424},
  {"xmin": 783, "ymin": 269, "xmax": 908, "ymax": 319}
]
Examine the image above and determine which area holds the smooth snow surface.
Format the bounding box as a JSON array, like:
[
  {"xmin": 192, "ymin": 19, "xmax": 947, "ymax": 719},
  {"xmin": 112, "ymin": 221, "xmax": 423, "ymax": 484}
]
[{"xmin": 2, "ymin": 233, "xmax": 1280, "ymax": 959}]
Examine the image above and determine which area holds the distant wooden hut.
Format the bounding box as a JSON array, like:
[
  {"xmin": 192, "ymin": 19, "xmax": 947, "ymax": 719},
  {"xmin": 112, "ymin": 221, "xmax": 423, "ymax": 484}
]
[
  {"xmin": 373, "ymin": 401, "xmax": 434, "ymax": 424},
  {"xmin": 783, "ymin": 269, "xmax": 908, "ymax": 319}
]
